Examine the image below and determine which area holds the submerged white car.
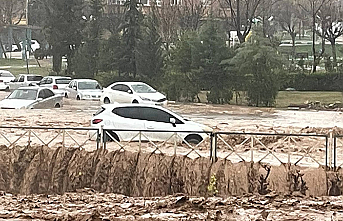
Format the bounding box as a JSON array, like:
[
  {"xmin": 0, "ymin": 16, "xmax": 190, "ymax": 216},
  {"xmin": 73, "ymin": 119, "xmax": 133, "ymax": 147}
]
[
  {"xmin": 0, "ymin": 70, "xmax": 15, "ymax": 91},
  {"xmin": 66, "ymin": 79, "xmax": 102, "ymax": 100},
  {"xmin": 0, "ymin": 87, "xmax": 63, "ymax": 109},
  {"xmin": 100, "ymin": 82, "xmax": 167, "ymax": 105},
  {"xmin": 89, "ymin": 103, "xmax": 211, "ymax": 144}
]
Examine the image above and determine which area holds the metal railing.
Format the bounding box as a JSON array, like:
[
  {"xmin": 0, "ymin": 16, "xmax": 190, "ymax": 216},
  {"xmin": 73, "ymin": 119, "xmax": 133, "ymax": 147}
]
[{"xmin": 0, "ymin": 125, "xmax": 339, "ymax": 170}]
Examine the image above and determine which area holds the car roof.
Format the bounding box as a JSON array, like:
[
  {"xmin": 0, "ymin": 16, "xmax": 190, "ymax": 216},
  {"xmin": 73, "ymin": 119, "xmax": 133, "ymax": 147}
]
[
  {"xmin": 73, "ymin": 79, "xmax": 98, "ymax": 82},
  {"xmin": 15, "ymin": 86, "xmax": 40, "ymax": 90},
  {"xmin": 43, "ymin": 76, "xmax": 72, "ymax": 79},
  {"xmin": 101, "ymin": 103, "xmax": 166, "ymax": 110},
  {"xmin": 112, "ymin": 82, "xmax": 146, "ymax": 86},
  {"xmin": 18, "ymin": 74, "xmax": 42, "ymax": 76},
  {"xmin": 0, "ymin": 70, "xmax": 12, "ymax": 73}
]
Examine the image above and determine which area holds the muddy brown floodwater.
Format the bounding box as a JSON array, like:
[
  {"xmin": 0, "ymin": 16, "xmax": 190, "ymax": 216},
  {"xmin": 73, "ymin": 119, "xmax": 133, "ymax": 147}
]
[{"xmin": 1, "ymin": 91, "xmax": 343, "ymax": 220}]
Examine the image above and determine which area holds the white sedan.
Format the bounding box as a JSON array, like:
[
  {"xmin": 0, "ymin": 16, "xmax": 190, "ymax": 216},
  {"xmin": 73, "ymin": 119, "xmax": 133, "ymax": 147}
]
[
  {"xmin": 0, "ymin": 70, "xmax": 15, "ymax": 91},
  {"xmin": 0, "ymin": 87, "xmax": 63, "ymax": 109},
  {"xmin": 89, "ymin": 103, "xmax": 211, "ymax": 144},
  {"xmin": 65, "ymin": 79, "xmax": 102, "ymax": 100},
  {"xmin": 100, "ymin": 82, "xmax": 167, "ymax": 105}
]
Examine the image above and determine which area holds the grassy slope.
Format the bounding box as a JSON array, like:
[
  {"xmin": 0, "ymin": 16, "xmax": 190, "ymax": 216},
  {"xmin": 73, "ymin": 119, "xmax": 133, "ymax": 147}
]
[
  {"xmin": 0, "ymin": 58, "xmax": 52, "ymax": 77},
  {"xmin": 275, "ymin": 91, "xmax": 343, "ymax": 108}
]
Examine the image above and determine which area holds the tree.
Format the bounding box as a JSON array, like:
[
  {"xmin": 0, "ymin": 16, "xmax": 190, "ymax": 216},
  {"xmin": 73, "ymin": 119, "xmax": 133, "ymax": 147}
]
[
  {"xmin": 229, "ymin": 27, "xmax": 284, "ymax": 106},
  {"xmin": 197, "ymin": 20, "xmax": 234, "ymax": 104},
  {"xmin": 43, "ymin": 0, "xmax": 84, "ymax": 74},
  {"xmin": 219, "ymin": 0, "xmax": 263, "ymax": 44},
  {"xmin": 316, "ymin": 0, "xmax": 343, "ymax": 68},
  {"xmin": 274, "ymin": 0, "xmax": 302, "ymax": 63},
  {"xmin": 298, "ymin": 0, "xmax": 329, "ymax": 73},
  {"xmin": 119, "ymin": 0, "xmax": 144, "ymax": 78},
  {"xmin": 72, "ymin": 0, "xmax": 104, "ymax": 79},
  {"xmin": 136, "ymin": 11, "xmax": 164, "ymax": 82}
]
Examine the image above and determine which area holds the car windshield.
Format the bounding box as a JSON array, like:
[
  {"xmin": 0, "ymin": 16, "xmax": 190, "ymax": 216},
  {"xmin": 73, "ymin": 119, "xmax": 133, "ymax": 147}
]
[
  {"xmin": 27, "ymin": 76, "xmax": 43, "ymax": 81},
  {"xmin": 8, "ymin": 89, "xmax": 37, "ymax": 100},
  {"xmin": 56, "ymin": 78, "xmax": 71, "ymax": 84},
  {"xmin": 0, "ymin": 72, "xmax": 13, "ymax": 77},
  {"xmin": 131, "ymin": 84, "xmax": 156, "ymax": 93},
  {"xmin": 78, "ymin": 81, "xmax": 101, "ymax": 90}
]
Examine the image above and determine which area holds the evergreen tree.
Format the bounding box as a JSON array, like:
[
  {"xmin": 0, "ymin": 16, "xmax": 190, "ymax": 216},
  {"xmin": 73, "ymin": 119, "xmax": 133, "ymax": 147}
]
[
  {"xmin": 197, "ymin": 20, "xmax": 234, "ymax": 104},
  {"xmin": 230, "ymin": 27, "xmax": 284, "ymax": 107},
  {"xmin": 119, "ymin": 0, "xmax": 144, "ymax": 78},
  {"xmin": 137, "ymin": 12, "xmax": 164, "ymax": 83},
  {"xmin": 71, "ymin": 0, "xmax": 104, "ymax": 79},
  {"xmin": 43, "ymin": 0, "xmax": 84, "ymax": 74}
]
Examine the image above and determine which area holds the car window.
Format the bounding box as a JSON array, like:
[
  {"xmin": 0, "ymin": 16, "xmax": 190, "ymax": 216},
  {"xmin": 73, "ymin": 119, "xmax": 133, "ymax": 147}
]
[
  {"xmin": 56, "ymin": 78, "xmax": 71, "ymax": 84},
  {"xmin": 131, "ymin": 84, "xmax": 156, "ymax": 93},
  {"xmin": 121, "ymin": 85, "xmax": 131, "ymax": 93},
  {"xmin": 19, "ymin": 76, "xmax": 24, "ymax": 82},
  {"xmin": 78, "ymin": 81, "xmax": 101, "ymax": 90},
  {"xmin": 46, "ymin": 78, "xmax": 53, "ymax": 84},
  {"xmin": 8, "ymin": 89, "xmax": 37, "ymax": 100},
  {"xmin": 44, "ymin": 89, "xmax": 55, "ymax": 97},
  {"xmin": 111, "ymin": 84, "xmax": 122, "ymax": 91},
  {"xmin": 27, "ymin": 75, "xmax": 43, "ymax": 81},
  {"xmin": 0, "ymin": 72, "xmax": 13, "ymax": 77},
  {"xmin": 113, "ymin": 107, "xmax": 182, "ymax": 124},
  {"xmin": 39, "ymin": 78, "xmax": 47, "ymax": 85},
  {"xmin": 38, "ymin": 90, "xmax": 45, "ymax": 98}
]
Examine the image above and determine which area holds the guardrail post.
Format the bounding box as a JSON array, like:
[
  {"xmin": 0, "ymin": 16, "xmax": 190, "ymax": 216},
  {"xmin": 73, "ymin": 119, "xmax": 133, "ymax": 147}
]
[
  {"xmin": 174, "ymin": 132, "xmax": 177, "ymax": 156},
  {"xmin": 210, "ymin": 133, "xmax": 217, "ymax": 163},
  {"xmin": 333, "ymin": 134, "xmax": 337, "ymax": 171},
  {"xmin": 250, "ymin": 136, "xmax": 254, "ymax": 163},
  {"xmin": 62, "ymin": 129, "xmax": 65, "ymax": 148},
  {"xmin": 28, "ymin": 129, "xmax": 31, "ymax": 147},
  {"xmin": 325, "ymin": 136, "xmax": 328, "ymax": 171},
  {"xmin": 139, "ymin": 131, "xmax": 142, "ymax": 152},
  {"xmin": 100, "ymin": 125, "xmax": 104, "ymax": 150}
]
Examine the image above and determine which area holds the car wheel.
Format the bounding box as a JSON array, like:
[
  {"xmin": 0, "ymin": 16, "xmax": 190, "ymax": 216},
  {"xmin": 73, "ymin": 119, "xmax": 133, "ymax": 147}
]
[
  {"xmin": 65, "ymin": 93, "xmax": 68, "ymax": 98},
  {"xmin": 104, "ymin": 97, "xmax": 110, "ymax": 104},
  {"xmin": 184, "ymin": 134, "xmax": 203, "ymax": 144},
  {"xmin": 5, "ymin": 87, "xmax": 9, "ymax": 92},
  {"xmin": 54, "ymin": 103, "xmax": 61, "ymax": 108},
  {"xmin": 76, "ymin": 96, "xmax": 81, "ymax": 100},
  {"xmin": 132, "ymin": 99, "xmax": 139, "ymax": 104},
  {"xmin": 103, "ymin": 131, "xmax": 119, "ymax": 142}
]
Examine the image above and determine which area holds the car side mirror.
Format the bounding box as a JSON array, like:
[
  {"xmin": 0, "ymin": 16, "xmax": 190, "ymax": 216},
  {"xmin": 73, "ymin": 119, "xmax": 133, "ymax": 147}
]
[
  {"xmin": 170, "ymin": 118, "xmax": 176, "ymax": 127},
  {"xmin": 37, "ymin": 97, "xmax": 43, "ymax": 101},
  {"xmin": 127, "ymin": 89, "xmax": 133, "ymax": 94},
  {"xmin": 73, "ymin": 86, "xmax": 77, "ymax": 90}
]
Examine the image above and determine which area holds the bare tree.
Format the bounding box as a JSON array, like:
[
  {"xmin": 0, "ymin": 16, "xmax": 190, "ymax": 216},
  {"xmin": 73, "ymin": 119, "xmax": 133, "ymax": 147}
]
[
  {"xmin": 218, "ymin": 0, "xmax": 263, "ymax": 44},
  {"xmin": 298, "ymin": 0, "xmax": 329, "ymax": 73},
  {"xmin": 316, "ymin": 0, "xmax": 343, "ymax": 68},
  {"xmin": 274, "ymin": 0, "xmax": 302, "ymax": 62}
]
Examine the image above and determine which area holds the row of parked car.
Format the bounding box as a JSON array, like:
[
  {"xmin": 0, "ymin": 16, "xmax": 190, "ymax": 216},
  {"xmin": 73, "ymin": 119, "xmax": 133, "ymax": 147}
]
[
  {"xmin": 0, "ymin": 70, "xmax": 209, "ymax": 144},
  {"xmin": 0, "ymin": 70, "xmax": 168, "ymax": 109}
]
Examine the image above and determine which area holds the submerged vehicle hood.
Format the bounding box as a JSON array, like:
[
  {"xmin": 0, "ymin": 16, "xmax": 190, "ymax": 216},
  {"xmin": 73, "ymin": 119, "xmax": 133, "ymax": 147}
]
[
  {"xmin": 0, "ymin": 99, "xmax": 35, "ymax": 109},
  {"xmin": 137, "ymin": 92, "xmax": 166, "ymax": 101}
]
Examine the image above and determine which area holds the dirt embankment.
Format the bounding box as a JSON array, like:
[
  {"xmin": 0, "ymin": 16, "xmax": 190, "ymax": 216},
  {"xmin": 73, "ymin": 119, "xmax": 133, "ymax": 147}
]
[{"xmin": 0, "ymin": 145, "xmax": 333, "ymax": 198}]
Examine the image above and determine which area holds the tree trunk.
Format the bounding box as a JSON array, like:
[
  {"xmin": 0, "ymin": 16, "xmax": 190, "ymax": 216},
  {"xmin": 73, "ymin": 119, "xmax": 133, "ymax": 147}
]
[
  {"xmin": 331, "ymin": 39, "xmax": 337, "ymax": 68},
  {"xmin": 53, "ymin": 53, "xmax": 62, "ymax": 73},
  {"xmin": 291, "ymin": 33, "xmax": 296, "ymax": 63},
  {"xmin": 311, "ymin": 12, "xmax": 317, "ymax": 73}
]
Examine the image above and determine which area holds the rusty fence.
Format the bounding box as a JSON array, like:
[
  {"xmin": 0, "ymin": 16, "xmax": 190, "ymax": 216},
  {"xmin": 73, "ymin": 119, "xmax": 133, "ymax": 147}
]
[{"xmin": 0, "ymin": 125, "xmax": 339, "ymax": 170}]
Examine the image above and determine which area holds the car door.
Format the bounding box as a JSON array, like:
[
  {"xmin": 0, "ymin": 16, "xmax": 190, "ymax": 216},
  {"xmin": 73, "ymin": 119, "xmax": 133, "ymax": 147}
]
[
  {"xmin": 34, "ymin": 89, "xmax": 54, "ymax": 108},
  {"xmin": 66, "ymin": 81, "xmax": 77, "ymax": 98},
  {"xmin": 110, "ymin": 84, "xmax": 127, "ymax": 103},
  {"xmin": 141, "ymin": 107, "xmax": 183, "ymax": 142},
  {"xmin": 109, "ymin": 106, "xmax": 146, "ymax": 141}
]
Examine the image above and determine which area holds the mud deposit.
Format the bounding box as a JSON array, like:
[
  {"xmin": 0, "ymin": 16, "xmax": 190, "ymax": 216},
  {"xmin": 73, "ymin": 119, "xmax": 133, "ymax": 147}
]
[
  {"xmin": 0, "ymin": 145, "xmax": 331, "ymax": 197},
  {"xmin": 1, "ymin": 190, "xmax": 343, "ymax": 220}
]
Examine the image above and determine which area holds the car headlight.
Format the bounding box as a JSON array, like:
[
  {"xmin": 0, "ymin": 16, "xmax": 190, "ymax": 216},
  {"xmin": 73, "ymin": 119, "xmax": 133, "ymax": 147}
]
[{"xmin": 140, "ymin": 96, "xmax": 151, "ymax": 101}]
